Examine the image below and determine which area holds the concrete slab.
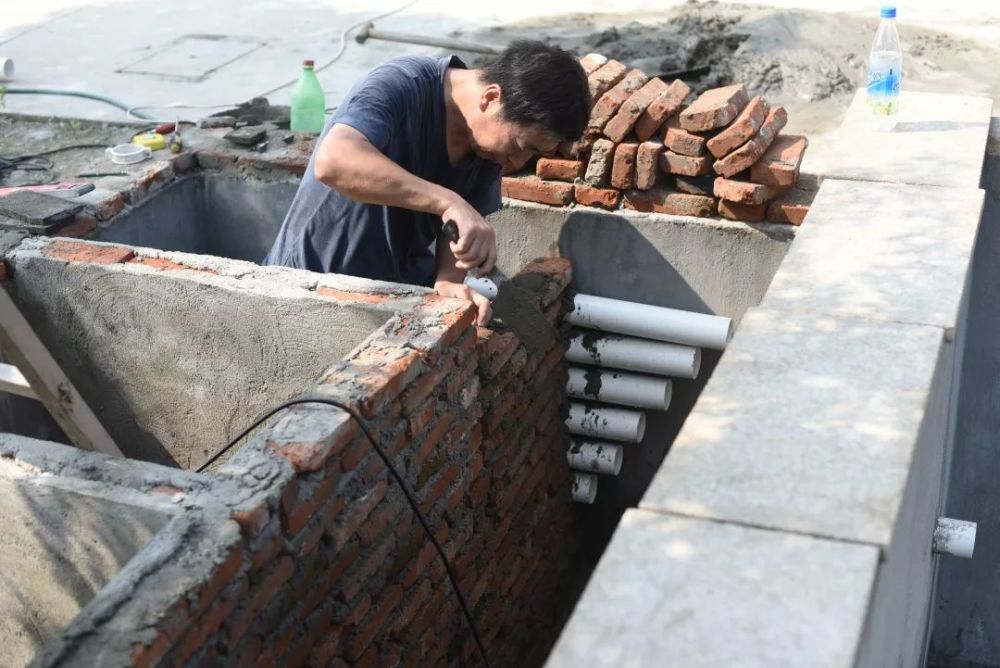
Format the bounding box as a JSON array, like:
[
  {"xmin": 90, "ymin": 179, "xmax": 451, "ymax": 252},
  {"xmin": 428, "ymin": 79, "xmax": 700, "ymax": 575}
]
[
  {"xmin": 639, "ymin": 307, "xmax": 943, "ymax": 548},
  {"xmin": 0, "ymin": 471, "xmax": 169, "ymax": 667},
  {"xmin": 819, "ymin": 89, "xmax": 993, "ymax": 188},
  {"xmin": 760, "ymin": 178, "xmax": 984, "ymax": 330},
  {"xmin": 545, "ymin": 508, "xmax": 880, "ymax": 668}
]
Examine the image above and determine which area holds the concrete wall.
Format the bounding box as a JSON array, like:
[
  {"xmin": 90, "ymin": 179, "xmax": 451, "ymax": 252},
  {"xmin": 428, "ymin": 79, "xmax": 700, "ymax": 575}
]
[
  {"xmin": 2, "ymin": 240, "xmax": 404, "ymax": 469},
  {"xmin": 491, "ymin": 202, "xmax": 794, "ymax": 546},
  {"xmin": 94, "ymin": 175, "xmax": 298, "ymax": 263},
  {"xmin": 0, "ymin": 457, "xmax": 169, "ymax": 668},
  {"xmin": 929, "ymin": 118, "xmax": 1000, "ymax": 667}
]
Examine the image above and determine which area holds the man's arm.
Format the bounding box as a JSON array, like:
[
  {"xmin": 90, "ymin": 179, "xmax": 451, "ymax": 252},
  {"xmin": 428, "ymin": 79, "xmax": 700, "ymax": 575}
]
[{"xmin": 314, "ymin": 124, "xmax": 497, "ymax": 274}]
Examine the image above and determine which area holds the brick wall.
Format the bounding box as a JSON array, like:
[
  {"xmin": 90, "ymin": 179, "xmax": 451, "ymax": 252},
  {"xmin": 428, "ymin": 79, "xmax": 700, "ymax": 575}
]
[{"xmin": 108, "ymin": 257, "xmax": 580, "ymax": 667}]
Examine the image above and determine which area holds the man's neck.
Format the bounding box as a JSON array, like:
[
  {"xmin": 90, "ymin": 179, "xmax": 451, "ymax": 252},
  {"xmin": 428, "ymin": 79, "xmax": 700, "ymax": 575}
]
[{"xmin": 443, "ymin": 68, "xmax": 479, "ymax": 165}]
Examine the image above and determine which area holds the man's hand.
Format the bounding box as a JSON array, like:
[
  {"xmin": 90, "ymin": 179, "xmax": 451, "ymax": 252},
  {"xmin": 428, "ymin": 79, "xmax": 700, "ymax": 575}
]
[
  {"xmin": 441, "ymin": 198, "xmax": 496, "ymax": 276},
  {"xmin": 435, "ymin": 279, "xmax": 493, "ymax": 327}
]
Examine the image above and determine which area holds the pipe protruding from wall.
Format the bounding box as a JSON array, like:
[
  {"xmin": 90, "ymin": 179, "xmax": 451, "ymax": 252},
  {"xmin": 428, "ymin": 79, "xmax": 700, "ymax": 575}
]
[
  {"xmin": 933, "ymin": 517, "xmax": 977, "ymax": 559},
  {"xmin": 572, "ymin": 472, "xmax": 599, "ymax": 504},
  {"xmin": 567, "ymin": 440, "xmax": 623, "ymax": 476},
  {"xmin": 0, "ymin": 58, "xmax": 13, "ymax": 80},
  {"xmin": 566, "ymin": 367, "xmax": 672, "ymax": 411},
  {"xmin": 567, "ymin": 331, "xmax": 701, "ymax": 379},
  {"xmin": 566, "ymin": 403, "xmax": 646, "ymax": 443},
  {"xmin": 567, "ymin": 294, "xmax": 732, "ymax": 350}
]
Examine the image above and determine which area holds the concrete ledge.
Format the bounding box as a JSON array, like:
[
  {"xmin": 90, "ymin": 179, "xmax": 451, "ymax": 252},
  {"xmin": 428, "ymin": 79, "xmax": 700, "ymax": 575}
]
[
  {"xmin": 761, "ymin": 178, "xmax": 984, "ymax": 330},
  {"xmin": 547, "ymin": 509, "xmax": 880, "ymax": 668},
  {"xmin": 640, "ymin": 307, "xmax": 944, "ymax": 548},
  {"xmin": 818, "ymin": 90, "xmax": 993, "ymax": 189}
]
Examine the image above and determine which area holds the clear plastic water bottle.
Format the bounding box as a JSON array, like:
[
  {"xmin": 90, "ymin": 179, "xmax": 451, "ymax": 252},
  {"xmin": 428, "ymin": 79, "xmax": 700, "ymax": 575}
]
[
  {"xmin": 867, "ymin": 5, "xmax": 902, "ymax": 131},
  {"xmin": 290, "ymin": 60, "xmax": 326, "ymax": 133}
]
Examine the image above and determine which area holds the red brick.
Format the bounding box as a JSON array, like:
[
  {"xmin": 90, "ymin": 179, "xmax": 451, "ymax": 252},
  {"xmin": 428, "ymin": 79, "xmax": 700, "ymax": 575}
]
[
  {"xmin": 673, "ymin": 175, "xmax": 715, "ymax": 196},
  {"xmin": 664, "ymin": 116, "xmax": 707, "ymax": 157},
  {"xmin": 131, "ymin": 630, "xmax": 170, "ymax": 667},
  {"xmin": 0, "ymin": 261, "xmax": 8, "ymax": 282},
  {"xmin": 750, "ymin": 134, "xmax": 809, "ymax": 187},
  {"xmin": 589, "ymin": 69, "xmax": 649, "ymax": 131},
  {"xmin": 623, "ymin": 187, "xmax": 715, "ymax": 218},
  {"xmin": 329, "ymin": 479, "xmax": 389, "ymax": 549},
  {"xmin": 634, "ymin": 140, "xmax": 663, "ymax": 190},
  {"xmin": 56, "ymin": 213, "xmax": 97, "ymax": 238},
  {"xmin": 587, "ymin": 60, "xmax": 627, "ymax": 102},
  {"xmin": 558, "ymin": 129, "xmax": 601, "ymax": 159},
  {"xmin": 603, "ymin": 78, "xmax": 668, "ymax": 142},
  {"xmin": 346, "ymin": 585, "xmax": 404, "ymax": 661},
  {"xmin": 583, "ymin": 138, "xmax": 615, "ymax": 185},
  {"xmin": 421, "ymin": 460, "xmax": 463, "ymax": 513},
  {"xmin": 300, "ymin": 540, "xmax": 360, "ymax": 617},
  {"xmin": 714, "ymin": 106, "xmax": 788, "ymax": 178},
  {"xmin": 358, "ymin": 500, "xmax": 400, "ymax": 546},
  {"xmin": 501, "ymin": 176, "xmax": 573, "ymax": 206},
  {"xmin": 45, "ymin": 239, "xmax": 134, "ymax": 264},
  {"xmin": 412, "ymin": 413, "xmax": 457, "ymax": 466},
  {"xmin": 92, "ymin": 191, "xmax": 126, "ymax": 220},
  {"xmin": 767, "ymin": 187, "xmax": 816, "ymax": 225},
  {"xmin": 635, "ymin": 78, "xmax": 690, "ymax": 141},
  {"xmin": 718, "ymin": 199, "xmax": 767, "ymax": 222},
  {"xmin": 707, "ymin": 95, "xmax": 770, "ymax": 158},
  {"xmin": 535, "ymin": 158, "xmax": 584, "ymax": 182},
  {"xmin": 610, "ymin": 142, "xmax": 638, "ymax": 190},
  {"xmin": 573, "ymin": 183, "xmax": 619, "ymax": 209},
  {"xmin": 679, "ymin": 83, "xmax": 750, "ymax": 132},
  {"xmin": 267, "ymin": 407, "xmax": 359, "ymax": 473},
  {"xmin": 713, "ymin": 177, "xmax": 782, "ymax": 205},
  {"xmin": 659, "ymin": 151, "xmax": 712, "ymax": 177},
  {"xmin": 579, "ymin": 52, "xmax": 608, "ymax": 75},
  {"xmin": 131, "ymin": 256, "xmax": 216, "ymax": 274},
  {"xmin": 195, "ymin": 542, "xmax": 244, "ymax": 612},
  {"xmin": 315, "ymin": 285, "xmax": 392, "ymax": 304}
]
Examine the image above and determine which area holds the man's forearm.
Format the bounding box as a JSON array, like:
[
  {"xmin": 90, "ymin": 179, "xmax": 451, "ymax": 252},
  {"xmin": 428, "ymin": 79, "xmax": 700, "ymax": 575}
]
[{"xmin": 316, "ymin": 125, "xmax": 456, "ymax": 216}]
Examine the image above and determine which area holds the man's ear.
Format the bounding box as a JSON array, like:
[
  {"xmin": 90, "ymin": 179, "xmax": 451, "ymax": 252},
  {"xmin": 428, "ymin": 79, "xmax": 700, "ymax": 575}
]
[{"xmin": 480, "ymin": 83, "xmax": 503, "ymax": 113}]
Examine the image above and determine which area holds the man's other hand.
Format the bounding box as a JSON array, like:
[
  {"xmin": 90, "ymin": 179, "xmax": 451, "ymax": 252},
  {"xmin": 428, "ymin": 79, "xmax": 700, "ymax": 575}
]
[{"xmin": 434, "ymin": 279, "xmax": 493, "ymax": 327}]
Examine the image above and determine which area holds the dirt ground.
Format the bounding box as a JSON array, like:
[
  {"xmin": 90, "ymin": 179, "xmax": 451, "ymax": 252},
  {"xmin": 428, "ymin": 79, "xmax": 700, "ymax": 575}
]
[{"xmin": 462, "ymin": 2, "xmax": 1000, "ymax": 161}]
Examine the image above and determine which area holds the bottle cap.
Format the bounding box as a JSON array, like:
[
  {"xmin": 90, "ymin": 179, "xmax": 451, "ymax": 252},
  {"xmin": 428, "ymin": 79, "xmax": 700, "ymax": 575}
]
[
  {"xmin": 303, "ymin": 59, "xmax": 315, "ymax": 68},
  {"xmin": 880, "ymin": 5, "xmax": 896, "ymax": 18}
]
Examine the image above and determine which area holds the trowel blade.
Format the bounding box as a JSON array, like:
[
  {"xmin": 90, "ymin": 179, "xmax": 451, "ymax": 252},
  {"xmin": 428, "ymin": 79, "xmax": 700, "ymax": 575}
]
[{"xmin": 490, "ymin": 281, "xmax": 557, "ymax": 353}]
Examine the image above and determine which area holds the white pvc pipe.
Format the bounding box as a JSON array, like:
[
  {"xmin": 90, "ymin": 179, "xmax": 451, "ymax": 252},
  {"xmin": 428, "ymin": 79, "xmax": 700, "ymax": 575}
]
[
  {"xmin": 567, "ymin": 440, "xmax": 623, "ymax": 476},
  {"xmin": 572, "ymin": 472, "xmax": 598, "ymax": 504},
  {"xmin": 566, "ymin": 403, "xmax": 646, "ymax": 443},
  {"xmin": 567, "ymin": 294, "xmax": 733, "ymax": 350},
  {"xmin": 933, "ymin": 517, "xmax": 977, "ymax": 559},
  {"xmin": 0, "ymin": 58, "xmax": 13, "ymax": 80},
  {"xmin": 567, "ymin": 331, "xmax": 701, "ymax": 379},
  {"xmin": 567, "ymin": 367, "xmax": 672, "ymax": 411},
  {"xmin": 464, "ymin": 274, "xmax": 498, "ymax": 300}
]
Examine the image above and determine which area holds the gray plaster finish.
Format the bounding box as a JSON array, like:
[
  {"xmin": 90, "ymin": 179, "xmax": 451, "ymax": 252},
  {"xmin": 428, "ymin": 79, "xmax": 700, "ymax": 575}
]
[
  {"xmin": 761, "ymin": 178, "xmax": 984, "ymax": 330},
  {"xmin": 929, "ymin": 117, "xmax": 1000, "ymax": 667},
  {"xmin": 0, "ymin": 462, "xmax": 170, "ymax": 668},
  {"xmin": 94, "ymin": 174, "xmax": 300, "ymax": 263},
  {"xmin": 817, "ymin": 90, "xmax": 993, "ymax": 189},
  {"xmin": 490, "ymin": 201, "xmax": 794, "ymax": 320},
  {"xmin": 855, "ymin": 338, "xmax": 953, "ymax": 667},
  {"xmin": 3, "ymin": 243, "xmax": 396, "ymax": 469},
  {"xmin": 545, "ymin": 509, "xmax": 880, "ymax": 668},
  {"xmin": 640, "ymin": 307, "xmax": 944, "ymax": 549}
]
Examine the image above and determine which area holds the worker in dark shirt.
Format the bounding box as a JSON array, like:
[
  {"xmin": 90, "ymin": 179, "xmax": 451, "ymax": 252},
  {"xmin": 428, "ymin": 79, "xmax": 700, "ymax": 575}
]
[{"xmin": 263, "ymin": 41, "xmax": 590, "ymax": 325}]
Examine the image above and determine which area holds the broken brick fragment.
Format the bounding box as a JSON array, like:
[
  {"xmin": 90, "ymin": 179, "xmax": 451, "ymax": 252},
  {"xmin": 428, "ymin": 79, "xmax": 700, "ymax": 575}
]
[
  {"xmin": 679, "ymin": 83, "xmax": 750, "ymax": 132},
  {"xmin": 501, "ymin": 176, "xmax": 574, "ymax": 206}
]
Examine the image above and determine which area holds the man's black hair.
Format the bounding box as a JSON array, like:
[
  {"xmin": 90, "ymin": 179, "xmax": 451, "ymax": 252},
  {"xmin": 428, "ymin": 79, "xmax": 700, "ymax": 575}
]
[{"xmin": 481, "ymin": 40, "xmax": 590, "ymax": 142}]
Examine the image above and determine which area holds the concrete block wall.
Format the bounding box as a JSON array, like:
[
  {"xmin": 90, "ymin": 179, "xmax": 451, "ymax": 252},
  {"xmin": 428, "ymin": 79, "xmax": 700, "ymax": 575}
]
[
  {"xmin": 547, "ymin": 90, "xmax": 994, "ymax": 667},
  {"xmin": 2, "ymin": 246, "xmax": 583, "ymax": 666}
]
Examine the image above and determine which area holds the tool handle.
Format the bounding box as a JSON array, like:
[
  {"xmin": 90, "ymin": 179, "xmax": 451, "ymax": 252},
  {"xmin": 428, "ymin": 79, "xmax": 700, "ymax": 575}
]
[{"xmin": 441, "ymin": 221, "xmax": 460, "ymax": 244}]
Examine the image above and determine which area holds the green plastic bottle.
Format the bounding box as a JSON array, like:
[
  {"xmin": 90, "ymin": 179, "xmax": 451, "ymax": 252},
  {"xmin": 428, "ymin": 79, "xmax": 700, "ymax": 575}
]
[{"xmin": 290, "ymin": 60, "xmax": 326, "ymax": 133}]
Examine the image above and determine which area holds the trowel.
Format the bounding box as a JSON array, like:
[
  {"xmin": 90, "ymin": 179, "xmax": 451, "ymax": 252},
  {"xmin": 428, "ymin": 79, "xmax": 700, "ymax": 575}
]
[{"xmin": 442, "ymin": 221, "xmax": 557, "ymax": 353}]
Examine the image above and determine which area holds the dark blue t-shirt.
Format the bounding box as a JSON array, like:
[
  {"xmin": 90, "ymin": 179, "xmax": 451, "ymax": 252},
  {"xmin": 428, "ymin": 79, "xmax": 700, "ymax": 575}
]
[{"xmin": 263, "ymin": 55, "xmax": 502, "ymax": 286}]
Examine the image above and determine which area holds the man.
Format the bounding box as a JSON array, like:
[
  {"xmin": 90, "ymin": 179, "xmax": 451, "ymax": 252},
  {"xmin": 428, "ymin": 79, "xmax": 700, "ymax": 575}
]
[{"xmin": 263, "ymin": 41, "xmax": 590, "ymax": 325}]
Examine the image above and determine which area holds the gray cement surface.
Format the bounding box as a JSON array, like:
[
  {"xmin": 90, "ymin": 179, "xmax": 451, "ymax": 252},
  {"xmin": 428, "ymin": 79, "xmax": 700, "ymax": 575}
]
[
  {"xmin": 0, "ymin": 464, "xmax": 168, "ymax": 668},
  {"xmin": 761, "ymin": 178, "xmax": 984, "ymax": 331},
  {"xmin": 929, "ymin": 119, "xmax": 1000, "ymax": 667},
  {"xmin": 546, "ymin": 508, "xmax": 880, "ymax": 668}
]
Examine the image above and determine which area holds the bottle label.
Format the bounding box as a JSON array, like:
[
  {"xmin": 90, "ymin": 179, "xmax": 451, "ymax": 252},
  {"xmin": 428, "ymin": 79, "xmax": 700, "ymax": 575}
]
[{"xmin": 867, "ymin": 53, "xmax": 901, "ymax": 116}]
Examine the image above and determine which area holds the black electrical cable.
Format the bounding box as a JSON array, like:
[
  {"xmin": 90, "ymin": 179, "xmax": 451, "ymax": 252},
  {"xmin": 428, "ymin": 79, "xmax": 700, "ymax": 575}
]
[
  {"xmin": 0, "ymin": 143, "xmax": 113, "ymax": 180},
  {"xmin": 197, "ymin": 396, "xmax": 490, "ymax": 667}
]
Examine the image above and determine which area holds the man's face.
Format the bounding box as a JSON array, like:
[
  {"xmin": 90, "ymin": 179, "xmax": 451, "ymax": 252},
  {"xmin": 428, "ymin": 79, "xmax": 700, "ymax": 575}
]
[{"xmin": 469, "ymin": 84, "xmax": 561, "ymax": 173}]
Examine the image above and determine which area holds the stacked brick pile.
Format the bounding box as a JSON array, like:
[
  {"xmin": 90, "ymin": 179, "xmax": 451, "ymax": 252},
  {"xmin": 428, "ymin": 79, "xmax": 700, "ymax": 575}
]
[{"xmin": 501, "ymin": 53, "xmax": 814, "ymax": 226}]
